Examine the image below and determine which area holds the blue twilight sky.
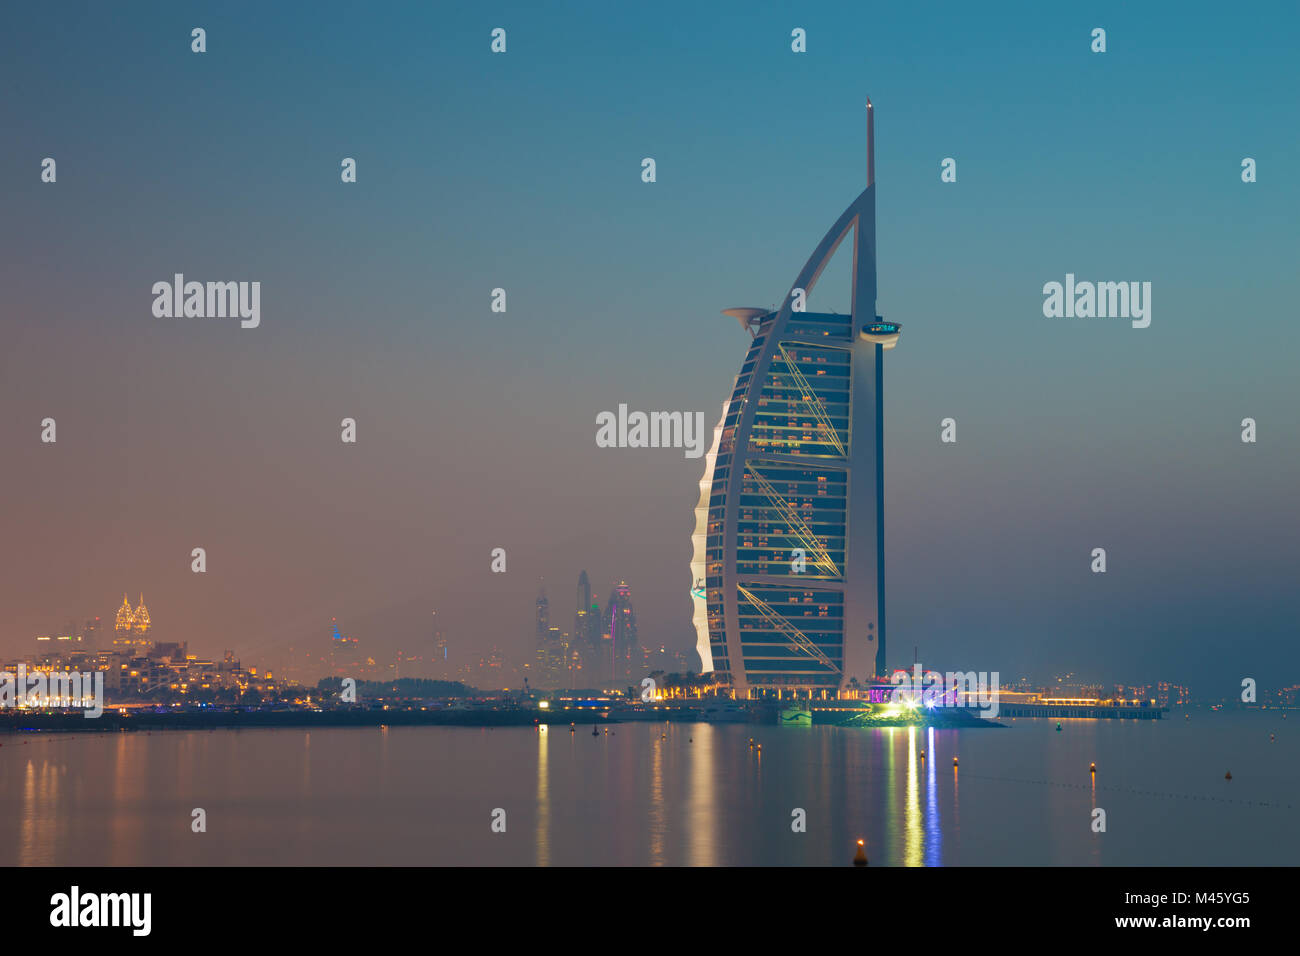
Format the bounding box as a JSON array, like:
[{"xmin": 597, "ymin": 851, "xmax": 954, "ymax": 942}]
[{"xmin": 1, "ymin": 1, "xmax": 1297, "ymax": 692}]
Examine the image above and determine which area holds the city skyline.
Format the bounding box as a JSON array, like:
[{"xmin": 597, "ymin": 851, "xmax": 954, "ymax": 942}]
[{"xmin": 11, "ymin": 580, "xmax": 1283, "ymax": 702}]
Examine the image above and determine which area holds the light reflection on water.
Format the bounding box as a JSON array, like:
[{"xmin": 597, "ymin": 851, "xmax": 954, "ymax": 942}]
[
  {"xmin": 536, "ymin": 724, "xmax": 549, "ymax": 867},
  {"xmin": 904, "ymin": 726, "xmax": 921, "ymax": 866},
  {"xmin": 1, "ymin": 712, "xmax": 1294, "ymax": 866}
]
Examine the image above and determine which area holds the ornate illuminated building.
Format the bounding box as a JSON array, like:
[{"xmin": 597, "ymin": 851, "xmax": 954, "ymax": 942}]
[
  {"xmin": 133, "ymin": 594, "xmax": 151, "ymax": 637},
  {"xmin": 112, "ymin": 593, "xmax": 153, "ymax": 650},
  {"xmin": 114, "ymin": 594, "xmax": 132, "ymax": 632},
  {"xmin": 699, "ymin": 101, "xmax": 900, "ymax": 697}
]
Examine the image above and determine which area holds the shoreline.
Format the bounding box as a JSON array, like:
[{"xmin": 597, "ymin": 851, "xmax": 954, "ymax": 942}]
[{"xmin": 1, "ymin": 706, "xmax": 1005, "ymax": 733}]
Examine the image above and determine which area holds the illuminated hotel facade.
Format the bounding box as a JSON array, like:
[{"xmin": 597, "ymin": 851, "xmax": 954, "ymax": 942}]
[
  {"xmin": 113, "ymin": 593, "xmax": 153, "ymax": 651},
  {"xmin": 694, "ymin": 101, "xmax": 900, "ymax": 697}
]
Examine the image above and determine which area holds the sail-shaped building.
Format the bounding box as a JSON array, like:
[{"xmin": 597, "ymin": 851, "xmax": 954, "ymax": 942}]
[{"xmin": 698, "ymin": 100, "xmax": 901, "ymax": 698}]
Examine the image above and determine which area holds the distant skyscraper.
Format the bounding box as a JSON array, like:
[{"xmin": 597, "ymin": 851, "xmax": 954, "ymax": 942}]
[
  {"xmin": 545, "ymin": 626, "xmax": 568, "ymax": 687},
  {"xmin": 535, "ymin": 585, "xmax": 549, "ymax": 639},
  {"xmin": 534, "ymin": 585, "xmax": 567, "ymax": 688},
  {"xmin": 575, "ymin": 570, "xmax": 601, "ymax": 648},
  {"xmin": 573, "ymin": 569, "xmax": 604, "ymax": 677},
  {"xmin": 605, "ymin": 581, "xmax": 638, "ymax": 683},
  {"xmin": 700, "ymin": 101, "xmax": 898, "ymax": 697},
  {"xmin": 328, "ymin": 618, "xmax": 367, "ymax": 678},
  {"xmin": 575, "ymin": 570, "xmax": 592, "ymax": 638},
  {"xmin": 81, "ymin": 616, "xmax": 101, "ymax": 648}
]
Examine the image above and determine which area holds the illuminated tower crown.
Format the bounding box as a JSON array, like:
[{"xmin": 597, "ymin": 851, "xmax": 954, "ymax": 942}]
[
  {"xmin": 115, "ymin": 594, "xmax": 134, "ymax": 632},
  {"xmin": 132, "ymin": 594, "xmax": 151, "ymax": 635}
]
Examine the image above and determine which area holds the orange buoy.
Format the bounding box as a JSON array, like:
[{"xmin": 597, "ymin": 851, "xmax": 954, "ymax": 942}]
[
  {"xmin": 1090, "ymin": 762, "xmax": 1096, "ymax": 774},
  {"xmin": 853, "ymin": 840, "xmax": 868, "ymax": 866},
  {"xmin": 1225, "ymin": 771, "xmax": 1232, "ymax": 781}
]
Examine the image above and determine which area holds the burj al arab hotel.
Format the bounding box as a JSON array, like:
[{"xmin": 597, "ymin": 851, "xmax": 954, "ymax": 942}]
[{"xmin": 690, "ymin": 100, "xmax": 902, "ymax": 698}]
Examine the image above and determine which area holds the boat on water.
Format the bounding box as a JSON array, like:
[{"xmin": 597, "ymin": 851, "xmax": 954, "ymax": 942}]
[
  {"xmin": 698, "ymin": 702, "xmax": 749, "ymax": 723},
  {"xmin": 778, "ymin": 706, "xmax": 812, "ymax": 727}
]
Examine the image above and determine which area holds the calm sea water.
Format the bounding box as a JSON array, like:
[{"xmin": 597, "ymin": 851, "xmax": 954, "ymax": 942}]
[{"xmin": 2, "ymin": 711, "xmax": 1295, "ymax": 865}]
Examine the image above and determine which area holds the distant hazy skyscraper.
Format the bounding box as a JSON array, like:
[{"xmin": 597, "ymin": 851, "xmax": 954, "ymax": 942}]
[
  {"xmin": 534, "ymin": 585, "xmax": 566, "ymax": 688},
  {"xmin": 328, "ymin": 618, "xmax": 366, "ymax": 678},
  {"xmin": 535, "ymin": 585, "xmax": 549, "ymax": 640},
  {"xmin": 574, "ymin": 569, "xmax": 603, "ymax": 677},
  {"xmin": 574, "ymin": 571, "xmax": 591, "ymax": 643},
  {"xmin": 605, "ymin": 581, "xmax": 638, "ymax": 683}
]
